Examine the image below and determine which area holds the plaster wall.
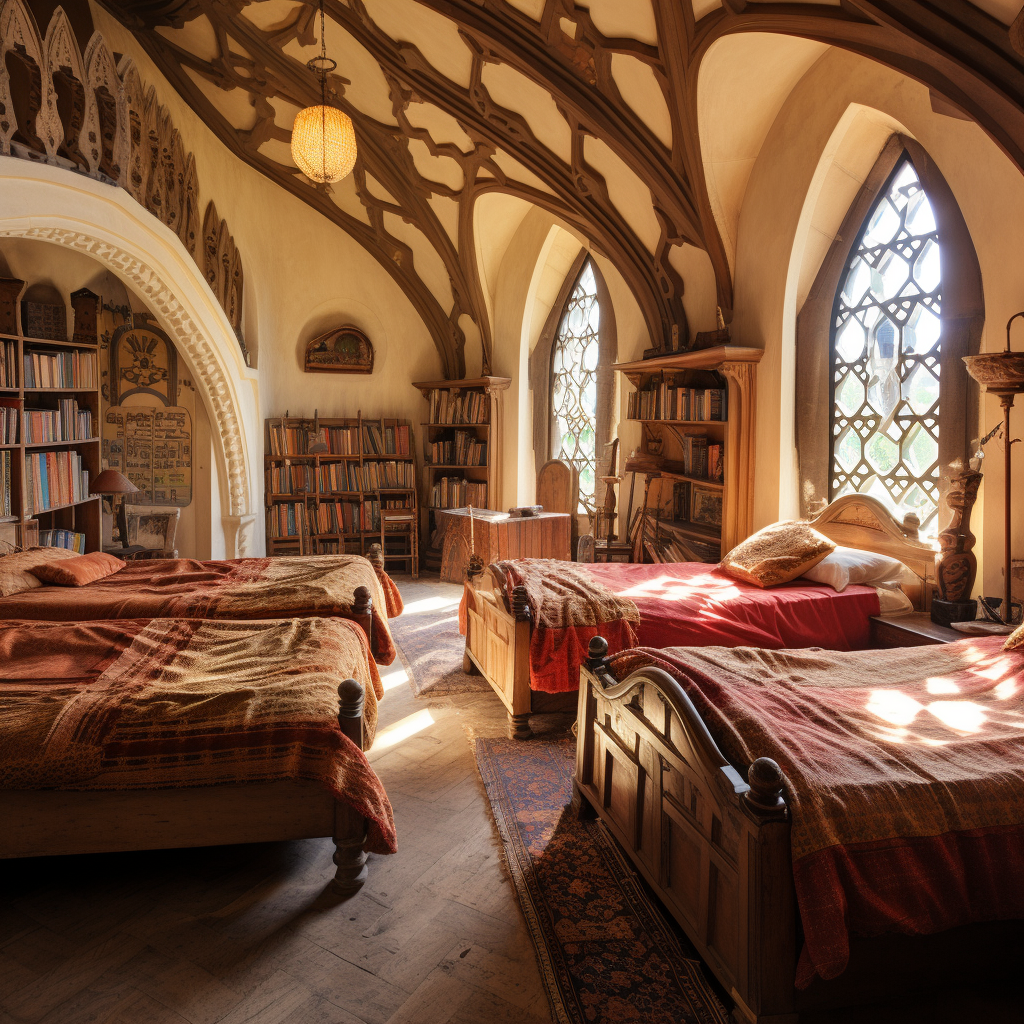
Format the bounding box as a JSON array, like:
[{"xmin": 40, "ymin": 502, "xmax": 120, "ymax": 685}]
[{"xmin": 729, "ymin": 44, "xmax": 1024, "ymax": 600}]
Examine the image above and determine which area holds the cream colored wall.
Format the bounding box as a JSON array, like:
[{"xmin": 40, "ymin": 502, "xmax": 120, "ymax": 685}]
[
  {"xmin": 0, "ymin": 237, "xmax": 214, "ymax": 558},
  {"xmin": 728, "ymin": 44, "xmax": 1024, "ymax": 600},
  {"xmin": 89, "ymin": 3, "xmax": 448, "ymax": 550}
]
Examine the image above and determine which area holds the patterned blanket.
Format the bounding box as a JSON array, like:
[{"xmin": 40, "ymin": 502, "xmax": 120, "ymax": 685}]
[
  {"xmin": 0, "ymin": 555, "xmax": 402, "ymax": 665},
  {"xmin": 0, "ymin": 617, "xmax": 395, "ymax": 855},
  {"xmin": 610, "ymin": 638, "xmax": 1024, "ymax": 986},
  {"xmin": 496, "ymin": 558, "xmax": 640, "ymax": 692}
]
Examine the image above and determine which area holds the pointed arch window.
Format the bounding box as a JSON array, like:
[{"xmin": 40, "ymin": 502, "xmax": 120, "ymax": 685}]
[
  {"xmin": 551, "ymin": 259, "xmax": 600, "ymax": 508},
  {"xmin": 830, "ymin": 157, "xmax": 943, "ymax": 533}
]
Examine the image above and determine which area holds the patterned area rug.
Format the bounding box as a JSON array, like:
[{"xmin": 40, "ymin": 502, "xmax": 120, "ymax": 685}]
[
  {"xmin": 389, "ymin": 578, "xmax": 491, "ymax": 696},
  {"xmin": 476, "ymin": 734, "xmax": 729, "ymax": 1024}
]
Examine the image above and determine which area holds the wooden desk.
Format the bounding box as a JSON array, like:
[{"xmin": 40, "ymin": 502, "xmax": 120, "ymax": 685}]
[
  {"xmin": 870, "ymin": 612, "xmax": 962, "ymax": 648},
  {"xmin": 439, "ymin": 510, "xmax": 571, "ymax": 582}
]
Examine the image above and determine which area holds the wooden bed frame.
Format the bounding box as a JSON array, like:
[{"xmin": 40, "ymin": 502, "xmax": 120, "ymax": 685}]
[
  {"xmin": 0, "ymin": 679, "xmax": 373, "ymax": 895},
  {"xmin": 461, "ymin": 495, "xmax": 939, "ymax": 738},
  {"xmin": 572, "ymin": 637, "xmax": 1022, "ymax": 1023}
]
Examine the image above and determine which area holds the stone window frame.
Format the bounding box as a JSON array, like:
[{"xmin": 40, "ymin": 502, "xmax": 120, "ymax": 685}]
[{"xmin": 795, "ymin": 134, "xmax": 983, "ymax": 521}]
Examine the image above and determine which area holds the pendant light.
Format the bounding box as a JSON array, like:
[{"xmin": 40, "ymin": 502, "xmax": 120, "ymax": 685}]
[{"xmin": 290, "ymin": 0, "xmax": 357, "ymax": 184}]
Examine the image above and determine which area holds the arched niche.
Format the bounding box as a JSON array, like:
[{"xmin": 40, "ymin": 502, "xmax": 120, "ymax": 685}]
[{"xmin": 0, "ymin": 160, "xmax": 261, "ymax": 556}]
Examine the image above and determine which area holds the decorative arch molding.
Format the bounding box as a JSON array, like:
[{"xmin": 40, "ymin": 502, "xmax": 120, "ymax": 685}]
[{"xmin": 0, "ymin": 161, "xmax": 260, "ymax": 555}]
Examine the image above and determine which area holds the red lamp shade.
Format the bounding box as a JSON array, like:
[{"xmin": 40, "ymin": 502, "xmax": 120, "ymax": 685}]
[{"xmin": 90, "ymin": 469, "xmax": 140, "ymax": 495}]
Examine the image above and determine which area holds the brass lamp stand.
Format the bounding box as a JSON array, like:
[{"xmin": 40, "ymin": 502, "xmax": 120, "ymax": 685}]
[{"xmin": 963, "ymin": 313, "xmax": 1024, "ymax": 627}]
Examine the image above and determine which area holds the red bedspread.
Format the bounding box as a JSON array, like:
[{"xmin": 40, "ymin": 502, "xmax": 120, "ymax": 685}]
[
  {"xmin": 0, "ymin": 617, "xmax": 395, "ymax": 854},
  {"xmin": 610, "ymin": 639, "xmax": 1024, "ymax": 985},
  {"xmin": 0, "ymin": 555, "xmax": 402, "ymax": 665}
]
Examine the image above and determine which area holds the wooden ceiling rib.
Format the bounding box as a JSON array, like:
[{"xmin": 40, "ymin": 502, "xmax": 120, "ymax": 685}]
[{"xmin": 98, "ymin": 0, "xmax": 1024, "ymax": 378}]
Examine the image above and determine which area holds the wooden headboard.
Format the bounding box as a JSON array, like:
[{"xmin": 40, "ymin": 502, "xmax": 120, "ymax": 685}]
[{"xmin": 808, "ymin": 495, "xmax": 937, "ymax": 607}]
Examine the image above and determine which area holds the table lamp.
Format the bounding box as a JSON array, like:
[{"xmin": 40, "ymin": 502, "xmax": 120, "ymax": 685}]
[
  {"xmin": 963, "ymin": 312, "xmax": 1024, "ymax": 628},
  {"xmin": 90, "ymin": 469, "xmax": 140, "ymax": 550}
]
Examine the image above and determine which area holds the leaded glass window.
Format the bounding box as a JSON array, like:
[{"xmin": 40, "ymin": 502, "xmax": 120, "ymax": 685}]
[
  {"xmin": 830, "ymin": 158, "xmax": 942, "ymax": 534},
  {"xmin": 551, "ymin": 260, "xmax": 600, "ymax": 509}
]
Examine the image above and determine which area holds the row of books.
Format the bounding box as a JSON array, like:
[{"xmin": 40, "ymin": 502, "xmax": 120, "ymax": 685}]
[
  {"xmin": 676, "ymin": 435, "xmax": 724, "ymax": 482},
  {"xmin": 23, "ymin": 400, "xmax": 93, "ymax": 444},
  {"xmin": 23, "ymin": 350, "xmax": 98, "ymax": 389},
  {"xmin": 0, "ymin": 451, "xmax": 10, "ymax": 516},
  {"xmin": 1, "ymin": 340, "xmax": 16, "ymax": 388},
  {"xmin": 24, "ymin": 450, "xmax": 89, "ymax": 514},
  {"xmin": 267, "ymin": 459, "xmax": 417, "ymax": 495},
  {"xmin": 1, "ymin": 406, "xmax": 16, "ymax": 444},
  {"xmin": 427, "ymin": 389, "xmax": 489, "ymax": 424},
  {"xmin": 362, "ymin": 422, "xmax": 411, "ymax": 457},
  {"xmin": 428, "ymin": 432, "xmax": 487, "ymax": 467},
  {"xmin": 267, "ymin": 502, "xmax": 306, "ymax": 539},
  {"xmin": 430, "ymin": 477, "xmax": 487, "ymax": 510},
  {"xmin": 39, "ymin": 529, "xmax": 87, "ymax": 552},
  {"xmin": 628, "ymin": 385, "xmax": 727, "ymax": 422}
]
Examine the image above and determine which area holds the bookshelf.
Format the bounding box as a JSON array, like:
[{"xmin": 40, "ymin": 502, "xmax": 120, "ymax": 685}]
[
  {"xmin": 0, "ymin": 282, "xmax": 101, "ymax": 553},
  {"xmin": 264, "ymin": 413, "xmax": 418, "ymax": 564},
  {"xmin": 411, "ymin": 376, "xmax": 511, "ymax": 571},
  {"xmin": 613, "ymin": 346, "xmax": 762, "ymax": 561}
]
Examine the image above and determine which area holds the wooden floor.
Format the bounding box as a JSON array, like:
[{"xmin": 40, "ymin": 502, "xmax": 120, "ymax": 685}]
[{"xmin": 1, "ymin": 575, "xmax": 1019, "ymax": 1024}]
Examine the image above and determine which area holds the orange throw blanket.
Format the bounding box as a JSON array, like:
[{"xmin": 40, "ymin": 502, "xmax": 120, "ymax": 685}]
[
  {"xmin": 496, "ymin": 558, "xmax": 639, "ymax": 692},
  {"xmin": 0, "ymin": 617, "xmax": 395, "ymax": 855},
  {"xmin": 0, "ymin": 554, "xmax": 401, "ymax": 665},
  {"xmin": 611, "ymin": 638, "xmax": 1024, "ymax": 986}
]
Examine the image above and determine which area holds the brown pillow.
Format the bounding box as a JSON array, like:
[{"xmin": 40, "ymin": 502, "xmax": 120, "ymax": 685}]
[
  {"xmin": 1004, "ymin": 621, "xmax": 1024, "ymax": 651},
  {"xmin": 31, "ymin": 551, "xmax": 126, "ymax": 587},
  {"xmin": 721, "ymin": 521, "xmax": 836, "ymax": 588},
  {"xmin": 0, "ymin": 546, "xmax": 80, "ymax": 598}
]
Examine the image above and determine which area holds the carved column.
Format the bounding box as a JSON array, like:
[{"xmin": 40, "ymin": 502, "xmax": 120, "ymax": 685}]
[{"xmin": 720, "ymin": 360, "xmax": 757, "ymax": 552}]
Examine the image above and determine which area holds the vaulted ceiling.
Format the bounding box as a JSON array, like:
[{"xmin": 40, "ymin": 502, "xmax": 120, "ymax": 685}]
[{"xmin": 99, "ymin": 0, "xmax": 1024, "ymax": 378}]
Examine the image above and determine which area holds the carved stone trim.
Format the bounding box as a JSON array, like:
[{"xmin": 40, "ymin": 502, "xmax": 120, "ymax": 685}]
[{"xmin": 0, "ymin": 224, "xmax": 250, "ymax": 520}]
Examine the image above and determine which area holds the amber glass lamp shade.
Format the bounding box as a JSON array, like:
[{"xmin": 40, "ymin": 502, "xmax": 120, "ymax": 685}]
[{"xmin": 291, "ymin": 104, "xmax": 357, "ymax": 184}]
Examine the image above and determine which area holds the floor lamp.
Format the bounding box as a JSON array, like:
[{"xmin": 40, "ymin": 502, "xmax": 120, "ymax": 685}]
[
  {"xmin": 963, "ymin": 313, "xmax": 1024, "ymax": 628},
  {"xmin": 90, "ymin": 469, "xmax": 140, "ymax": 550}
]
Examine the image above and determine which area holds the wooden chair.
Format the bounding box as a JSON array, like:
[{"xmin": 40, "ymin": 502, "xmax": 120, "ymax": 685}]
[
  {"xmin": 380, "ymin": 505, "xmax": 419, "ymax": 578},
  {"xmin": 537, "ymin": 459, "xmax": 579, "ymax": 556},
  {"xmin": 124, "ymin": 506, "xmax": 181, "ymax": 560}
]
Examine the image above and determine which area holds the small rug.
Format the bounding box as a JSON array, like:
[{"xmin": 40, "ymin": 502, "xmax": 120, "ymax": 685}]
[
  {"xmin": 476, "ymin": 734, "xmax": 729, "ymax": 1024},
  {"xmin": 390, "ymin": 580, "xmax": 490, "ymax": 696}
]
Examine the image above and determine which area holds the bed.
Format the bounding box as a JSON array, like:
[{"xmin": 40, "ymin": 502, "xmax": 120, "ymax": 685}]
[
  {"xmin": 0, "ymin": 615, "xmax": 396, "ymax": 893},
  {"xmin": 461, "ymin": 495, "xmax": 937, "ymax": 737},
  {"xmin": 573, "ymin": 634, "xmax": 1024, "ymax": 1022},
  {"xmin": 0, "ymin": 548, "xmax": 404, "ymax": 665}
]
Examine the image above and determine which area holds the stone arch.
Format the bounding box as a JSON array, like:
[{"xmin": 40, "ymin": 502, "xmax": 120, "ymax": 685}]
[{"xmin": 0, "ymin": 160, "xmax": 260, "ymax": 555}]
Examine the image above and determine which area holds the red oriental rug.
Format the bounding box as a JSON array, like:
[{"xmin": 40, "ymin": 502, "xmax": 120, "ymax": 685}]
[{"xmin": 475, "ymin": 734, "xmax": 728, "ymax": 1024}]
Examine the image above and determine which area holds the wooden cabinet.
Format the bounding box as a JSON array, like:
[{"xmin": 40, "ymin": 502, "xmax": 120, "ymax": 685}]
[
  {"xmin": 870, "ymin": 612, "xmax": 961, "ymax": 647},
  {"xmin": 613, "ymin": 345, "xmax": 761, "ymax": 560},
  {"xmin": 438, "ymin": 509, "xmax": 570, "ymax": 582}
]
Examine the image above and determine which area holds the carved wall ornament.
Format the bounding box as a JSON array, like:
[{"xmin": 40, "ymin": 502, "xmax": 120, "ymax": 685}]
[
  {"xmin": 0, "ymin": 0, "xmax": 247, "ymax": 360},
  {"xmin": 303, "ymin": 325, "xmax": 374, "ymax": 375}
]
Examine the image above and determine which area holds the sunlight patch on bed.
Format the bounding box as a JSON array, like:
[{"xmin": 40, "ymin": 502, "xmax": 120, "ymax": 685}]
[
  {"xmin": 374, "ymin": 709, "xmax": 435, "ymax": 748},
  {"xmin": 995, "ymin": 679, "xmax": 1019, "ymax": 701},
  {"xmin": 618, "ymin": 573, "xmax": 740, "ymax": 602},
  {"xmin": 925, "ymin": 677, "xmax": 959, "ymax": 695},
  {"xmin": 866, "ymin": 689, "xmax": 923, "ymax": 726},
  {"xmin": 927, "ymin": 700, "xmax": 986, "ymax": 734}
]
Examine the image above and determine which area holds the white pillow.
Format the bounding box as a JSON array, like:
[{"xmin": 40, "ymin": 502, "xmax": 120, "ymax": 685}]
[
  {"xmin": 800, "ymin": 545, "xmax": 907, "ymax": 592},
  {"xmin": 875, "ymin": 585, "xmax": 913, "ymax": 614}
]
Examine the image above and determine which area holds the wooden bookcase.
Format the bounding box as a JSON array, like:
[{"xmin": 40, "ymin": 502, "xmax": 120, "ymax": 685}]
[
  {"xmin": 264, "ymin": 413, "xmax": 418, "ymax": 560},
  {"xmin": 411, "ymin": 376, "xmax": 511, "ymax": 570},
  {"xmin": 613, "ymin": 346, "xmax": 762, "ymax": 561},
  {"xmin": 0, "ymin": 287, "xmax": 102, "ymax": 553}
]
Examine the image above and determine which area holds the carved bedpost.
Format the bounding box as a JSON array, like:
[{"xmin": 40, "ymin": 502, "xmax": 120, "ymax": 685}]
[
  {"xmin": 932, "ymin": 461, "xmax": 982, "ymax": 626},
  {"xmin": 587, "ymin": 635, "xmax": 611, "ymax": 676},
  {"xmin": 365, "ymin": 543, "xmax": 384, "ymax": 573},
  {"xmin": 466, "ymin": 553, "xmax": 485, "ymax": 580},
  {"xmin": 332, "ymin": 676, "xmax": 369, "ymax": 895},
  {"xmin": 351, "ymin": 585, "xmax": 373, "ymax": 651},
  {"xmin": 743, "ymin": 757, "xmax": 788, "ymax": 819},
  {"xmin": 510, "ymin": 584, "xmax": 531, "ymax": 622}
]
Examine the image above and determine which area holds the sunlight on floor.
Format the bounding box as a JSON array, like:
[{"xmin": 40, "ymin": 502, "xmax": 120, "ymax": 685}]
[
  {"xmin": 374, "ymin": 709, "xmax": 435, "ymax": 749},
  {"xmin": 379, "ymin": 665, "xmax": 410, "ymax": 692},
  {"xmin": 402, "ymin": 595, "xmax": 462, "ymax": 615}
]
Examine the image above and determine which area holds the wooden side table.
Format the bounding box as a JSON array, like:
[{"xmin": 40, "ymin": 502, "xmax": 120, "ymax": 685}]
[
  {"xmin": 439, "ymin": 510, "xmax": 571, "ymax": 582},
  {"xmin": 870, "ymin": 612, "xmax": 962, "ymax": 648}
]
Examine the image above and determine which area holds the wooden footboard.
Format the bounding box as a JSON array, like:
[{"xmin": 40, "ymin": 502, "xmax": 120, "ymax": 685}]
[
  {"xmin": 573, "ymin": 636, "xmax": 797, "ymax": 1024},
  {"xmin": 1, "ymin": 679, "xmax": 371, "ymax": 896}
]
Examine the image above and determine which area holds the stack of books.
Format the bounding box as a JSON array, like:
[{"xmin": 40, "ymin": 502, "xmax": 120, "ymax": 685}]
[
  {"xmin": 0, "ymin": 451, "xmax": 11, "ymax": 517},
  {"xmin": 39, "ymin": 529, "xmax": 86, "ymax": 552},
  {"xmin": 24, "ymin": 450, "xmax": 89, "ymax": 513},
  {"xmin": 1, "ymin": 406, "xmax": 17, "ymax": 444},
  {"xmin": 428, "ymin": 390, "xmax": 489, "ymax": 424},
  {"xmin": 0, "ymin": 341, "xmax": 16, "ymax": 388},
  {"xmin": 431, "ymin": 477, "xmax": 487, "ymax": 509},
  {"xmin": 628, "ymin": 384, "xmax": 727, "ymax": 422},
  {"xmin": 429, "ymin": 431, "xmax": 487, "ymax": 466},
  {"xmin": 22, "ymin": 400, "xmax": 93, "ymax": 443},
  {"xmin": 23, "ymin": 350, "xmax": 98, "ymax": 388}
]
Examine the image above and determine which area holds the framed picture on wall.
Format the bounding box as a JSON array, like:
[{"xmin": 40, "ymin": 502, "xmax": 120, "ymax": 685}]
[{"xmin": 303, "ymin": 325, "xmax": 374, "ymax": 374}]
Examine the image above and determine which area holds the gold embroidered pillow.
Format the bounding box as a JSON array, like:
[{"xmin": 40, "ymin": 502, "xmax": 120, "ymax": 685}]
[
  {"xmin": 0, "ymin": 546, "xmax": 80, "ymax": 598},
  {"xmin": 721, "ymin": 521, "xmax": 835, "ymax": 588},
  {"xmin": 1005, "ymin": 621, "xmax": 1024, "ymax": 651}
]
